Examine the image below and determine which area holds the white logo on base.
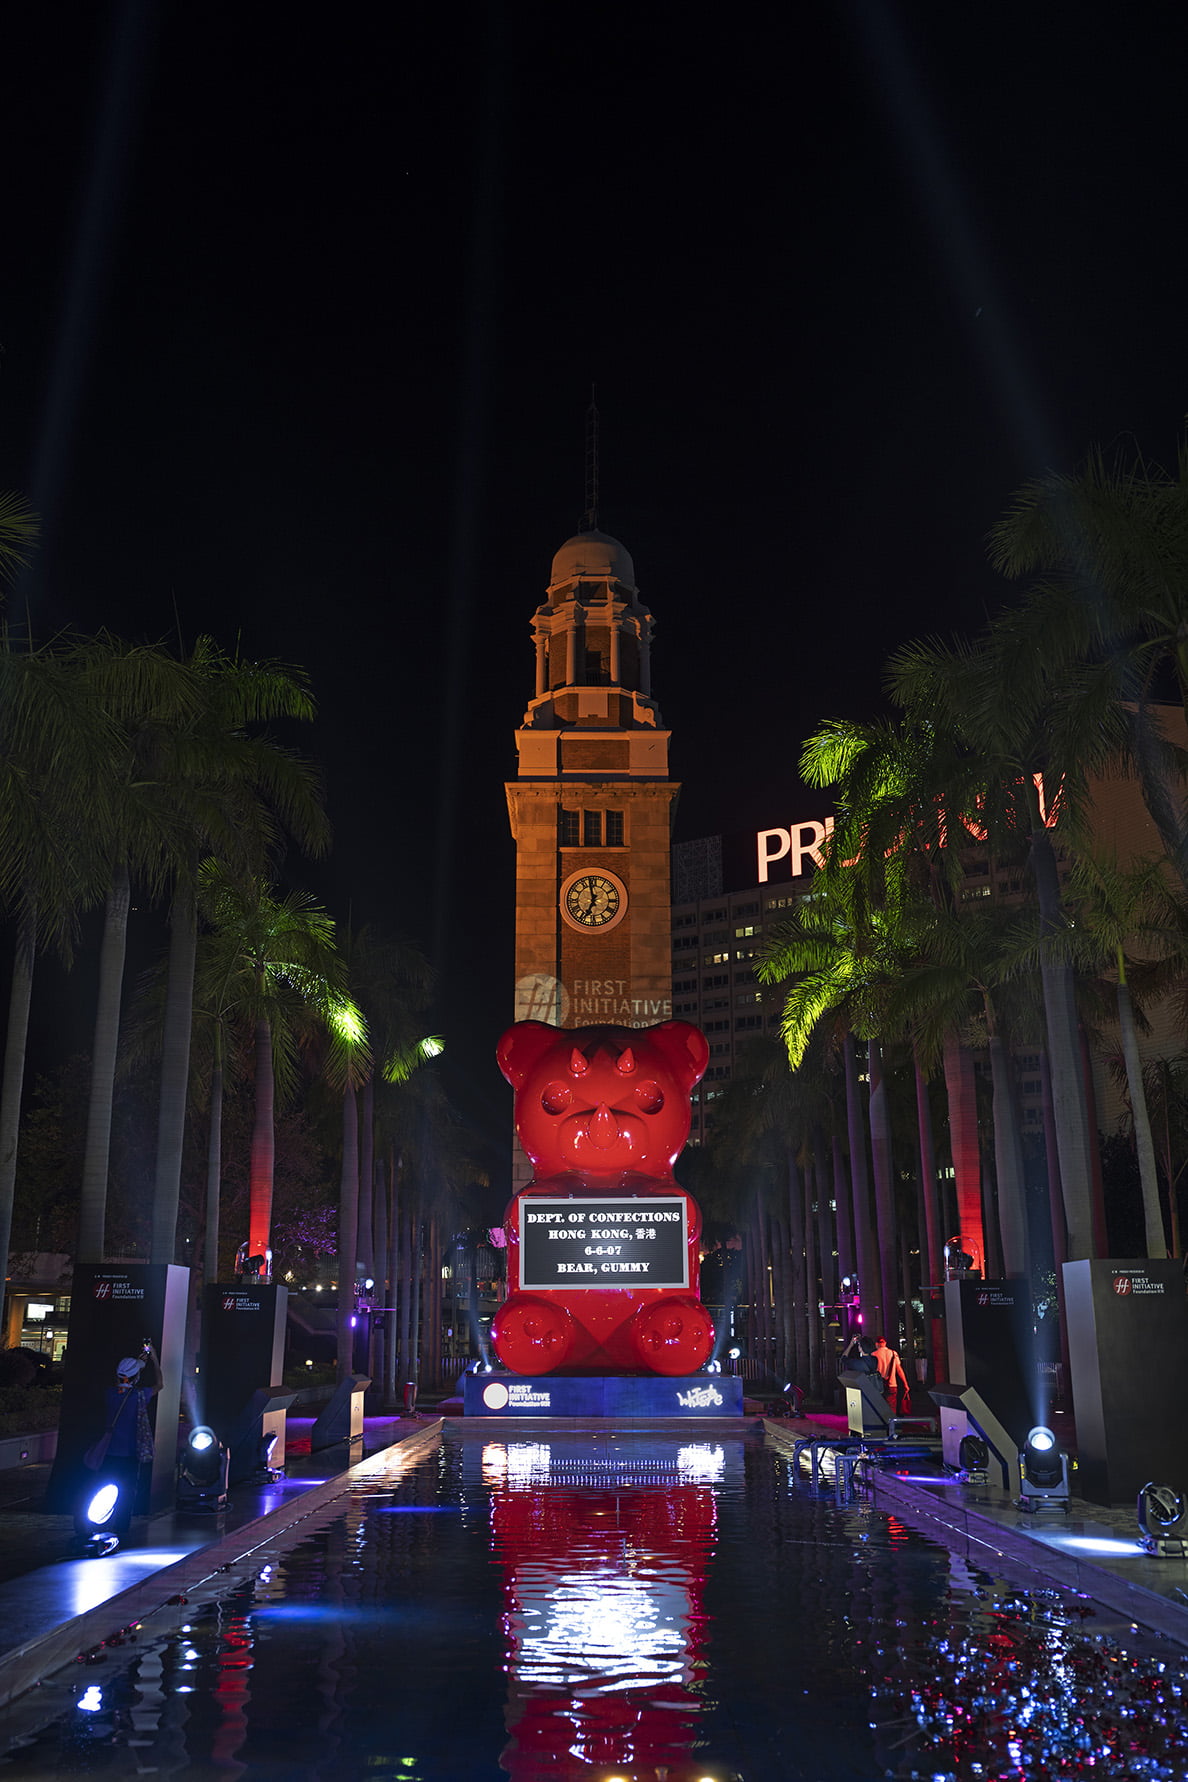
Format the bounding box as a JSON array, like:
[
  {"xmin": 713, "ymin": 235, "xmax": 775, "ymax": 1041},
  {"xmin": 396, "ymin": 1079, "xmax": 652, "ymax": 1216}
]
[
  {"xmin": 676, "ymin": 1385, "xmax": 724, "ymax": 1409},
  {"xmin": 482, "ymin": 1381, "xmax": 510, "ymax": 1409}
]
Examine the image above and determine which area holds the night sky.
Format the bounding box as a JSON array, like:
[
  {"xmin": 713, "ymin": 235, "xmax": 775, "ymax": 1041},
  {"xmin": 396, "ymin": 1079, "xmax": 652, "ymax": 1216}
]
[{"xmin": 1, "ymin": 2, "xmax": 1185, "ymax": 1187}]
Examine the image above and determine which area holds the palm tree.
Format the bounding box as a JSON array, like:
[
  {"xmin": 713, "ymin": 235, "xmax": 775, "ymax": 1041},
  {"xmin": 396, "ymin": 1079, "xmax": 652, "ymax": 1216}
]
[
  {"xmin": 799, "ymin": 713, "xmax": 992, "ymax": 1273},
  {"xmin": 888, "ymin": 636, "xmax": 1103, "ymax": 1261},
  {"xmin": 323, "ymin": 926, "xmax": 434, "ymax": 1379},
  {"xmin": 372, "ymin": 1064, "xmax": 484, "ymax": 1400},
  {"xmin": 0, "ymin": 493, "xmax": 38, "ymax": 583},
  {"xmin": 72, "ymin": 637, "xmax": 205, "ymax": 1262},
  {"xmin": 0, "ymin": 639, "xmax": 117, "ymax": 1325},
  {"xmin": 194, "ymin": 862, "xmax": 344, "ymax": 1264},
  {"xmin": 147, "ymin": 639, "xmax": 328, "ymax": 1267},
  {"xmin": 1059, "ymin": 852, "xmax": 1168, "ymax": 1258},
  {"xmin": 988, "ymin": 439, "xmax": 1188, "ymax": 890},
  {"xmin": 759, "ymin": 864, "xmax": 906, "ymax": 1340}
]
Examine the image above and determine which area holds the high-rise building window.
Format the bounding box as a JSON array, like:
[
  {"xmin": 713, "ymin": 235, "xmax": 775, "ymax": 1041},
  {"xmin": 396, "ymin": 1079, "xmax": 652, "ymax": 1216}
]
[
  {"xmin": 559, "ymin": 808, "xmax": 580, "ymax": 847},
  {"xmin": 605, "ymin": 810, "xmax": 625, "ymax": 847},
  {"xmin": 583, "ymin": 810, "xmax": 602, "ymax": 846}
]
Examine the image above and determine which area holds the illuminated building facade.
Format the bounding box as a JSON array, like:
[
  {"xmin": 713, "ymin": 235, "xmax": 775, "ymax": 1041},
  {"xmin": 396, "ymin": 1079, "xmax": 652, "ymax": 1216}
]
[{"xmin": 672, "ymin": 748, "xmax": 1181, "ymax": 1145}]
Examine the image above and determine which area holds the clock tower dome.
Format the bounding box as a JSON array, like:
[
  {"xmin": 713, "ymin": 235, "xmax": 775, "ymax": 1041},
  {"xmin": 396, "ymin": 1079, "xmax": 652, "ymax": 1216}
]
[{"xmin": 507, "ymin": 524, "xmax": 677, "ymax": 1057}]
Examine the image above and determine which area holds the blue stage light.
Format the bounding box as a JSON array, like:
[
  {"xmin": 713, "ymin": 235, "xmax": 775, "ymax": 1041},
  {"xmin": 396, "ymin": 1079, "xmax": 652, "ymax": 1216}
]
[{"xmin": 84, "ymin": 1482, "xmax": 120, "ymax": 1526}]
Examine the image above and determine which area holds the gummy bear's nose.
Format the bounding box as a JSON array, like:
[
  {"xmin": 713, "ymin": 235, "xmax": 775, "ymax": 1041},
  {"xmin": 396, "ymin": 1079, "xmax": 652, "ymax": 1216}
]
[{"xmin": 589, "ymin": 1103, "xmax": 619, "ymax": 1150}]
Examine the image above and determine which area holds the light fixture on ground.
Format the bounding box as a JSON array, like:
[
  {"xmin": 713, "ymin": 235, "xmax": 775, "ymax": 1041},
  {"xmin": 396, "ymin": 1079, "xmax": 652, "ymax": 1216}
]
[
  {"xmin": 1137, "ymin": 1482, "xmax": 1188, "ymax": 1556},
  {"xmin": 74, "ymin": 1480, "xmax": 123, "ymax": 1556},
  {"xmin": 177, "ymin": 1424, "xmax": 230, "ymax": 1512},
  {"xmin": 1018, "ymin": 1425, "xmax": 1071, "ymax": 1511},
  {"xmin": 957, "ymin": 1433, "xmax": 989, "ymax": 1480}
]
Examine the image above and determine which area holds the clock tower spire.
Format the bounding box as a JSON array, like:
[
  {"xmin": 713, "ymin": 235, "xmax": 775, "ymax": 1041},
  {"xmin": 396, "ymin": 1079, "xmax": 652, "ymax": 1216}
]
[{"xmin": 507, "ymin": 523, "xmax": 677, "ymax": 1059}]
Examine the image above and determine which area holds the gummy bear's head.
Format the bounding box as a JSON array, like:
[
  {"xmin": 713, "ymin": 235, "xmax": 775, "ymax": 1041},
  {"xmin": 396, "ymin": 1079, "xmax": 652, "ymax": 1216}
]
[{"xmin": 496, "ymin": 1021, "xmax": 710, "ymax": 1178}]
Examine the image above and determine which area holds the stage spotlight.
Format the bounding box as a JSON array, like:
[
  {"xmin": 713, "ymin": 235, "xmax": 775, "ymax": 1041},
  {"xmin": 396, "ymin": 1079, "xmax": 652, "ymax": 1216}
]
[
  {"xmin": 74, "ymin": 1478, "xmax": 124, "ymax": 1555},
  {"xmin": 1137, "ymin": 1482, "xmax": 1188, "ymax": 1556},
  {"xmin": 177, "ymin": 1424, "xmax": 230, "ymax": 1512},
  {"xmin": 1018, "ymin": 1425, "xmax": 1071, "ymax": 1510},
  {"xmin": 958, "ymin": 1434, "xmax": 989, "ymax": 1478}
]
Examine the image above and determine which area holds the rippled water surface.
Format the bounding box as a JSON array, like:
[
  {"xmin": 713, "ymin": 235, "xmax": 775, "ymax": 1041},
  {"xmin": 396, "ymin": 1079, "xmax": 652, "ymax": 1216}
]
[{"xmin": 3, "ymin": 1427, "xmax": 1188, "ymax": 1780}]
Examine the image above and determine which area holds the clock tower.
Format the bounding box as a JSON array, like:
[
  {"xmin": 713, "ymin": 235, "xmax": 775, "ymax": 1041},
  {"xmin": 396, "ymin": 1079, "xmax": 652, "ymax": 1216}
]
[{"xmin": 507, "ymin": 524, "xmax": 677, "ymax": 1050}]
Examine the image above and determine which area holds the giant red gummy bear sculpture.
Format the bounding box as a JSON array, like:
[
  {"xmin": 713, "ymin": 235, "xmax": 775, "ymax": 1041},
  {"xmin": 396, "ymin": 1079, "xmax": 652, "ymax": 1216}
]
[{"xmin": 491, "ymin": 1020, "xmax": 715, "ymax": 1376}]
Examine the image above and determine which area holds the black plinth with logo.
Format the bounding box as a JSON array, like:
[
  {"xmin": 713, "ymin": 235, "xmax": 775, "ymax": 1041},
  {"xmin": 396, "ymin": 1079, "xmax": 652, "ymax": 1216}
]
[
  {"xmin": 46, "ymin": 1263, "xmax": 190, "ymax": 1513},
  {"xmin": 944, "ymin": 1277, "xmax": 1035, "ymax": 1446},
  {"xmin": 1063, "ymin": 1259, "xmax": 1188, "ymax": 1505},
  {"xmin": 201, "ymin": 1282, "xmax": 289, "ymax": 1440}
]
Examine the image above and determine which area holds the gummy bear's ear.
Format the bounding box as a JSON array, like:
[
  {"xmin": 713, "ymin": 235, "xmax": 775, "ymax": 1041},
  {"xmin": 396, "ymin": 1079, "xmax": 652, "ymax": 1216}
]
[
  {"xmin": 496, "ymin": 1021, "xmax": 568, "ymax": 1089},
  {"xmin": 647, "ymin": 1021, "xmax": 710, "ymax": 1089}
]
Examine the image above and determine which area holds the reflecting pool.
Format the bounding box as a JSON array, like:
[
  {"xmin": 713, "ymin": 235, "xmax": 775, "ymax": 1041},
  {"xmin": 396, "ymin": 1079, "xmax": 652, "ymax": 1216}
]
[{"xmin": 3, "ymin": 1426, "xmax": 1188, "ymax": 1779}]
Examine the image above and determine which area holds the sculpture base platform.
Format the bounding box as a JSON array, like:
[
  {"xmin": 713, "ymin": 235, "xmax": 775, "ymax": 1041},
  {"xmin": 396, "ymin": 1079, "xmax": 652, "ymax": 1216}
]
[{"xmin": 463, "ymin": 1373, "xmax": 743, "ymax": 1418}]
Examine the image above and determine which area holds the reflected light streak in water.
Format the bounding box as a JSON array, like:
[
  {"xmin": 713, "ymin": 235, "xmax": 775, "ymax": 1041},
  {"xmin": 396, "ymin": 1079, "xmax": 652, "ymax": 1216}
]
[
  {"xmin": 514, "ymin": 1570, "xmax": 690, "ymax": 1690},
  {"xmin": 489, "ymin": 1440, "xmax": 719, "ymax": 1778}
]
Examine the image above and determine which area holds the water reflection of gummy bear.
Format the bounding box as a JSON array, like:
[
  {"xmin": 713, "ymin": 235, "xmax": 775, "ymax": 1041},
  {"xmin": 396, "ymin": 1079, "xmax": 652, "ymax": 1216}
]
[
  {"xmin": 485, "ymin": 1440, "xmax": 732, "ymax": 1780},
  {"xmin": 492, "ymin": 1022, "xmax": 715, "ymax": 1377}
]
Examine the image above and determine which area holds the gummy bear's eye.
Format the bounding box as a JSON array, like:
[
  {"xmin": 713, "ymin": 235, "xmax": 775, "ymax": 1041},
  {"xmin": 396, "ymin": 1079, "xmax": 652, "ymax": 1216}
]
[
  {"xmin": 541, "ymin": 1081, "xmax": 573, "ymax": 1115},
  {"xmin": 633, "ymin": 1080, "xmax": 664, "ymax": 1114}
]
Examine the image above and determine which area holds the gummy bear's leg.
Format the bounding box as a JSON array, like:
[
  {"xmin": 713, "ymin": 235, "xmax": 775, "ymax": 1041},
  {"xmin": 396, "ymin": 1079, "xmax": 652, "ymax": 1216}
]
[
  {"xmin": 628, "ymin": 1298, "xmax": 715, "ymax": 1376},
  {"xmin": 491, "ymin": 1295, "xmax": 577, "ymax": 1375}
]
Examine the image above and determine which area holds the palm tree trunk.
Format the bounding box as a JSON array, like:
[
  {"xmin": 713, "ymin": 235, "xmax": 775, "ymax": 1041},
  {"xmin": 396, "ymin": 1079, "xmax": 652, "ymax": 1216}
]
[
  {"xmin": 981, "ymin": 1142, "xmax": 1004, "ymax": 1279},
  {"xmin": 248, "ymin": 1014, "xmax": 276, "ymax": 1264},
  {"xmin": 409, "ymin": 1217, "xmax": 423, "ymax": 1386},
  {"xmin": 986, "ymin": 1019, "xmax": 1029, "ymax": 1277},
  {"xmin": 1040, "ymin": 1048, "xmax": 1068, "ymax": 1271},
  {"xmin": 786, "ymin": 1159, "xmax": 807, "ymax": 1392},
  {"xmin": 370, "ymin": 1154, "xmax": 387, "ymax": 1382},
  {"xmin": 913, "ymin": 1050, "xmax": 943, "ymax": 1287},
  {"xmin": 358, "ymin": 1077, "xmax": 376, "ymax": 1280},
  {"xmin": 812, "ymin": 1126, "xmax": 837, "ymax": 1311},
  {"xmin": 1080, "ymin": 1025, "xmax": 1109, "ymax": 1254},
  {"xmin": 866, "ymin": 1036, "xmax": 899, "ymax": 1342},
  {"xmin": 336, "ymin": 1083, "xmax": 360, "ymax": 1378},
  {"xmin": 842, "ymin": 1031, "xmax": 879, "ymax": 1335},
  {"xmin": 0, "ymin": 905, "xmax": 36, "ymax": 1329},
  {"xmin": 899, "ymin": 1226, "xmax": 917, "ymax": 1376},
  {"xmin": 1029, "ymin": 814, "xmax": 1097, "ymax": 1259},
  {"xmin": 802, "ymin": 1155, "xmax": 821, "ymax": 1399},
  {"xmin": 1114, "ymin": 974, "xmax": 1165, "ymax": 1256},
  {"xmin": 942, "ymin": 1029, "xmax": 985, "ymax": 1272},
  {"xmin": 79, "ymin": 863, "xmax": 132, "ymax": 1262},
  {"xmin": 385, "ymin": 1153, "xmax": 401, "ymax": 1407},
  {"xmin": 203, "ymin": 1029, "xmax": 224, "ymax": 1284},
  {"xmin": 1155, "ymin": 1066, "xmax": 1183, "ymax": 1256},
  {"xmin": 152, "ymin": 882, "xmax": 198, "ymax": 1264},
  {"xmin": 830, "ymin": 1130, "xmax": 854, "ymax": 1288}
]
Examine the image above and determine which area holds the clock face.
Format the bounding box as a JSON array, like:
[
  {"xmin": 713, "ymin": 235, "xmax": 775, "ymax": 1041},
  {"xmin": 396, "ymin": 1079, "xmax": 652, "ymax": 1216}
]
[{"xmin": 560, "ymin": 869, "xmax": 627, "ymax": 932}]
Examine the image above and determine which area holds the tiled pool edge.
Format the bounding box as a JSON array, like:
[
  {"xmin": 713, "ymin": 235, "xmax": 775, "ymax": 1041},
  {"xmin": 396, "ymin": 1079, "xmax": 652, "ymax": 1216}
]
[
  {"xmin": 0, "ymin": 1419, "xmax": 445, "ymax": 1714},
  {"xmin": 762, "ymin": 1421, "xmax": 1188, "ymax": 1648}
]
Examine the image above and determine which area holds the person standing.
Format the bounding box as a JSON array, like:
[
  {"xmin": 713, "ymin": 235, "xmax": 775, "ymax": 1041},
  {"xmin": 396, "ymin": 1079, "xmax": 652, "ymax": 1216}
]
[
  {"xmin": 842, "ymin": 1332, "xmax": 884, "ymax": 1386},
  {"xmin": 81, "ymin": 1342, "xmax": 164, "ymax": 1543},
  {"xmin": 872, "ymin": 1335, "xmax": 909, "ymax": 1413}
]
